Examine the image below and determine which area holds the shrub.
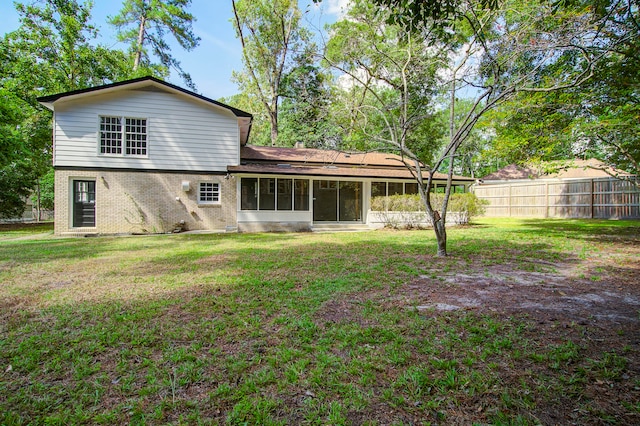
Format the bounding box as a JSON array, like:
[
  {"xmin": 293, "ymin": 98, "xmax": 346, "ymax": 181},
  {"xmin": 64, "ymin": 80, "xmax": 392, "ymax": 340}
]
[{"xmin": 370, "ymin": 192, "xmax": 487, "ymax": 227}]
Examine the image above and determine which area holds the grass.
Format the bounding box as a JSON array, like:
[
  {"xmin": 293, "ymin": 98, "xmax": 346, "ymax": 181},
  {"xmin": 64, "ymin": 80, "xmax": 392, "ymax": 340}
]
[{"xmin": 0, "ymin": 218, "xmax": 639, "ymax": 424}]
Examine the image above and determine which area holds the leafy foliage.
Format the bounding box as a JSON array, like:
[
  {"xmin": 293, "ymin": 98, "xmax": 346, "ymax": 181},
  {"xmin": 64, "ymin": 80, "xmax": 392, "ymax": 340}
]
[
  {"xmin": 109, "ymin": 0, "xmax": 199, "ymax": 89},
  {"xmin": 486, "ymin": 0, "xmax": 640, "ymax": 180},
  {"xmin": 0, "ymin": 0, "xmax": 134, "ymax": 218},
  {"xmin": 371, "ymin": 193, "xmax": 487, "ymax": 217},
  {"xmin": 278, "ymin": 47, "xmax": 339, "ymax": 148},
  {"xmin": 38, "ymin": 168, "xmax": 56, "ymax": 212},
  {"xmin": 0, "ymin": 161, "xmax": 38, "ymax": 219},
  {"xmin": 231, "ymin": 0, "xmax": 312, "ymax": 146},
  {"xmin": 324, "ymin": 0, "xmax": 446, "ymax": 156},
  {"xmin": 373, "ymin": 0, "xmax": 498, "ymax": 29}
]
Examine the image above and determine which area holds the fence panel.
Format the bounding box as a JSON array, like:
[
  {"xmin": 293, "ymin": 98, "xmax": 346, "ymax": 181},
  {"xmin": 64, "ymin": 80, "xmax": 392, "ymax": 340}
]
[{"xmin": 474, "ymin": 177, "xmax": 639, "ymax": 219}]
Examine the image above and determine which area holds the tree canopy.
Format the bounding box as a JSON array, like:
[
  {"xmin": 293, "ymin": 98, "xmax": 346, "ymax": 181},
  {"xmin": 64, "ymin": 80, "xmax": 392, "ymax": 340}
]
[
  {"xmin": 109, "ymin": 0, "xmax": 200, "ymax": 89},
  {"xmin": 231, "ymin": 0, "xmax": 313, "ymax": 146},
  {"xmin": 1, "ymin": 0, "xmax": 133, "ymax": 218}
]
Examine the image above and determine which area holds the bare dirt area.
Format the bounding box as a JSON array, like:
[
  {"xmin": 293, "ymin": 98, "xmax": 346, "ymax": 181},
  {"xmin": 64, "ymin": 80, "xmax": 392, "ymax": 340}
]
[
  {"xmin": 408, "ymin": 260, "xmax": 640, "ymax": 326},
  {"xmin": 398, "ymin": 241, "xmax": 640, "ymax": 354},
  {"xmin": 388, "ymin": 239, "xmax": 640, "ymax": 424}
]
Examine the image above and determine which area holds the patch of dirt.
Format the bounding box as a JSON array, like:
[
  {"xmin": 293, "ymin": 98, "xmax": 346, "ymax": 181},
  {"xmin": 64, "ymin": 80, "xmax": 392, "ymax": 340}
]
[
  {"xmin": 405, "ymin": 262, "xmax": 640, "ymax": 325},
  {"xmin": 384, "ymin": 245, "xmax": 640, "ymax": 425},
  {"xmin": 315, "ymin": 298, "xmax": 366, "ymax": 325}
]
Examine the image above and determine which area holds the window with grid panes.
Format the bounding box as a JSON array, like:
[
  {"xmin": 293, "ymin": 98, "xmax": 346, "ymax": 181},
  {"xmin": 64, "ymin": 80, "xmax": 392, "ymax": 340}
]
[
  {"xmin": 199, "ymin": 182, "xmax": 220, "ymax": 204},
  {"xmin": 99, "ymin": 116, "xmax": 123, "ymax": 154},
  {"xmin": 99, "ymin": 116, "xmax": 147, "ymax": 156},
  {"xmin": 125, "ymin": 118, "xmax": 147, "ymax": 155}
]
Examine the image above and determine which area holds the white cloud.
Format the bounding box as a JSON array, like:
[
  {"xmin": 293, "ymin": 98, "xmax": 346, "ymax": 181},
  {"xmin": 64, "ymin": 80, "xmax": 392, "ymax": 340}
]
[
  {"xmin": 326, "ymin": 0, "xmax": 350, "ymax": 19},
  {"xmin": 195, "ymin": 26, "xmax": 241, "ymax": 58}
]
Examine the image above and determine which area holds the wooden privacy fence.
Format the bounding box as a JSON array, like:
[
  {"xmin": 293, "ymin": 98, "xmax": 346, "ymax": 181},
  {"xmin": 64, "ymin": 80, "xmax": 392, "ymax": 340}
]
[{"xmin": 473, "ymin": 177, "xmax": 640, "ymax": 219}]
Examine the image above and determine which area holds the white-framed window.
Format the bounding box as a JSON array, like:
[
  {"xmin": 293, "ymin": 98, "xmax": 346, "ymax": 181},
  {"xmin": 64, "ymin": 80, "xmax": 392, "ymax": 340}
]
[
  {"xmin": 199, "ymin": 182, "xmax": 220, "ymax": 204},
  {"xmin": 99, "ymin": 116, "xmax": 148, "ymax": 156},
  {"xmin": 240, "ymin": 177, "xmax": 309, "ymax": 211}
]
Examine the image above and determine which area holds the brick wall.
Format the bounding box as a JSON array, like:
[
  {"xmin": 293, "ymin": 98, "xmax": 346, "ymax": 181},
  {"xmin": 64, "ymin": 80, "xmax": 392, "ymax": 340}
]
[{"xmin": 54, "ymin": 170, "xmax": 237, "ymax": 235}]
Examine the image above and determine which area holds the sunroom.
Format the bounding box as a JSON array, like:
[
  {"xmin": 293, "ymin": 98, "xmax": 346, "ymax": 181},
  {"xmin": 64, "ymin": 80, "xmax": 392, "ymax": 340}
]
[{"xmin": 229, "ymin": 145, "xmax": 474, "ymax": 232}]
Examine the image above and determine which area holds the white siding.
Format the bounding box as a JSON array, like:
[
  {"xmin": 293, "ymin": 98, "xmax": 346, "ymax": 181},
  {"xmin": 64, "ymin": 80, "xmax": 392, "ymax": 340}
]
[{"xmin": 53, "ymin": 89, "xmax": 240, "ymax": 171}]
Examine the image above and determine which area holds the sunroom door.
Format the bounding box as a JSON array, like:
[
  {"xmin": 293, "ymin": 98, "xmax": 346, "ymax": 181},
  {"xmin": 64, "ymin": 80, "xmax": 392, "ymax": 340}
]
[
  {"xmin": 312, "ymin": 180, "xmax": 362, "ymax": 222},
  {"xmin": 313, "ymin": 180, "xmax": 338, "ymax": 221}
]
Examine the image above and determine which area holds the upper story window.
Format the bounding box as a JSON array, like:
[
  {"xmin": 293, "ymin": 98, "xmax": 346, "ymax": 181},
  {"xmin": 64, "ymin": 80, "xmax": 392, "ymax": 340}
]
[
  {"xmin": 199, "ymin": 182, "xmax": 220, "ymax": 204},
  {"xmin": 99, "ymin": 116, "xmax": 147, "ymax": 157}
]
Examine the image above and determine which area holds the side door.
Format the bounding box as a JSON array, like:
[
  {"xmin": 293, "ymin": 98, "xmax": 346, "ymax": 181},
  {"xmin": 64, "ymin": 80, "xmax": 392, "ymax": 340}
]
[{"xmin": 73, "ymin": 180, "xmax": 96, "ymax": 227}]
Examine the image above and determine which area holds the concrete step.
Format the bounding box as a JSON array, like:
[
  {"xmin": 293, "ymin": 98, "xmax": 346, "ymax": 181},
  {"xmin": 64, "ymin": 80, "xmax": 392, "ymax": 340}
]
[{"xmin": 311, "ymin": 223, "xmax": 372, "ymax": 232}]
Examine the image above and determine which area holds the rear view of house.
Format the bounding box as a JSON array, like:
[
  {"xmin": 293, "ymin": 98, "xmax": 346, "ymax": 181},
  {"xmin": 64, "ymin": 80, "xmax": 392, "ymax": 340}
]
[{"xmin": 39, "ymin": 77, "xmax": 473, "ymax": 235}]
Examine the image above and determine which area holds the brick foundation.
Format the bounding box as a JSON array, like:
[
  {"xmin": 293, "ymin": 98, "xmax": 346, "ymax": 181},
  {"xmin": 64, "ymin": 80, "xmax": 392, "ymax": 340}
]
[{"xmin": 54, "ymin": 170, "xmax": 237, "ymax": 235}]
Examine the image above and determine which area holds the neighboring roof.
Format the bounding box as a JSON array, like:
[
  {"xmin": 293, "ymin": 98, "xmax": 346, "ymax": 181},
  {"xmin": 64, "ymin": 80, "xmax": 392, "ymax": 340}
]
[
  {"xmin": 546, "ymin": 159, "xmax": 633, "ymax": 179},
  {"xmin": 482, "ymin": 164, "xmax": 537, "ymax": 180},
  {"xmin": 37, "ymin": 76, "xmax": 252, "ymax": 118},
  {"xmin": 231, "ymin": 145, "xmax": 474, "ymax": 181},
  {"xmin": 482, "ymin": 159, "xmax": 633, "ymax": 181}
]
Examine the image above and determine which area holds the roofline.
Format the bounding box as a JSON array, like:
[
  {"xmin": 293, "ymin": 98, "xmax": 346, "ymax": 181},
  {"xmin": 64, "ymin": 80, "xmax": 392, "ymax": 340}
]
[
  {"xmin": 36, "ymin": 76, "xmax": 253, "ymax": 118},
  {"xmin": 228, "ymin": 165, "xmax": 475, "ymax": 182},
  {"xmin": 230, "ymin": 170, "xmax": 474, "ymax": 182}
]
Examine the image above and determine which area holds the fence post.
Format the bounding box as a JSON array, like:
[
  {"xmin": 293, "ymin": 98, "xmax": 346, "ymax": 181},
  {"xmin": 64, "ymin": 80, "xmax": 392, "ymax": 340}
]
[
  {"xmin": 590, "ymin": 179, "xmax": 594, "ymax": 219},
  {"xmin": 545, "ymin": 182, "xmax": 549, "ymax": 218},
  {"xmin": 508, "ymin": 184, "xmax": 512, "ymax": 217}
]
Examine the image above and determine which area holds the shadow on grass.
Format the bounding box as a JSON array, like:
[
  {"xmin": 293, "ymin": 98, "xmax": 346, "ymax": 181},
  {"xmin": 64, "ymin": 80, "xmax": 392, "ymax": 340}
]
[
  {"xmin": 0, "ymin": 231, "xmax": 300, "ymax": 264},
  {"xmin": 3, "ymin": 224, "xmax": 640, "ymax": 424},
  {"xmin": 512, "ymin": 218, "xmax": 640, "ymax": 242}
]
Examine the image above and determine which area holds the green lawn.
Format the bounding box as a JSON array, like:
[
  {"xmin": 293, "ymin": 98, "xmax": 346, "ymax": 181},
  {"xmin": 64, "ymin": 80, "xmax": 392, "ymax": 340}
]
[{"xmin": 1, "ymin": 219, "xmax": 639, "ymax": 425}]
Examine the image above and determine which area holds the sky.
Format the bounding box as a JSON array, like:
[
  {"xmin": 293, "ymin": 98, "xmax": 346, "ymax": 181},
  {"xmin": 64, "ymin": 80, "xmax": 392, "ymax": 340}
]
[{"xmin": 0, "ymin": 0, "xmax": 350, "ymax": 99}]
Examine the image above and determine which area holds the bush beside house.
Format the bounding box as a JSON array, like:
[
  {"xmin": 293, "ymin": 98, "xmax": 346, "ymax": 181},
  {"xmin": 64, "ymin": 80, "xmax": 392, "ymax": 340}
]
[{"xmin": 369, "ymin": 193, "xmax": 487, "ymax": 229}]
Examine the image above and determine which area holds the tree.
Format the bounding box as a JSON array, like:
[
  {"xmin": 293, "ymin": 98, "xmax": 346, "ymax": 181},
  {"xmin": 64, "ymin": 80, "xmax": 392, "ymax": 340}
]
[
  {"xmin": 1, "ymin": 0, "xmax": 131, "ymax": 219},
  {"xmin": 109, "ymin": 0, "xmax": 200, "ymax": 89},
  {"xmin": 0, "ymin": 162, "xmax": 39, "ymax": 219},
  {"xmin": 327, "ymin": 0, "xmax": 622, "ymax": 256},
  {"xmin": 231, "ymin": 0, "xmax": 312, "ymax": 146},
  {"xmin": 278, "ymin": 45, "xmax": 338, "ymax": 148},
  {"xmin": 219, "ymin": 91, "xmax": 272, "ymax": 146},
  {"xmin": 487, "ymin": 0, "xmax": 640, "ymax": 186},
  {"xmin": 325, "ymin": 0, "xmax": 446, "ymax": 152}
]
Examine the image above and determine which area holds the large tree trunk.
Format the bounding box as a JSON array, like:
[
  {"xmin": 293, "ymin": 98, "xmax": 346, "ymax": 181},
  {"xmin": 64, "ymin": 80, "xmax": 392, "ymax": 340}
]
[
  {"xmin": 134, "ymin": 15, "xmax": 146, "ymax": 70},
  {"xmin": 269, "ymin": 106, "xmax": 278, "ymax": 147}
]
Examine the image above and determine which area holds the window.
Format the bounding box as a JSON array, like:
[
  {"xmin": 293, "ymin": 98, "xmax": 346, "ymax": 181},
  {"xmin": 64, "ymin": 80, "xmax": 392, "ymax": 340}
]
[
  {"xmin": 405, "ymin": 183, "xmax": 419, "ymax": 194},
  {"xmin": 241, "ymin": 178, "xmax": 258, "ymax": 210},
  {"xmin": 199, "ymin": 182, "xmax": 220, "ymax": 204},
  {"xmin": 99, "ymin": 116, "xmax": 147, "ymax": 156},
  {"xmin": 100, "ymin": 117, "xmax": 122, "ymax": 154},
  {"xmin": 388, "ymin": 182, "xmax": 404, "ymax": 196},
  {"xmin": 240, "ymin": 177, "xmax": 310, "ymax": 211},
  {"xmin": 259, "ymin": 178, "xmax": 276, "ymax": 210},
  {"xmin": 371, "ymin": 182, "xmax": 387, "ymax": 197},
  {"xmin": 277, "ymin": 179, "xmax": 293, "ymax": 210},
  {"xmin": 294, "ymin": 179, "xmax": 309, "ymax": 211},
  {"xmin": 125, "ymin": 118, "xmax": 147, "ymax": 155}
]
